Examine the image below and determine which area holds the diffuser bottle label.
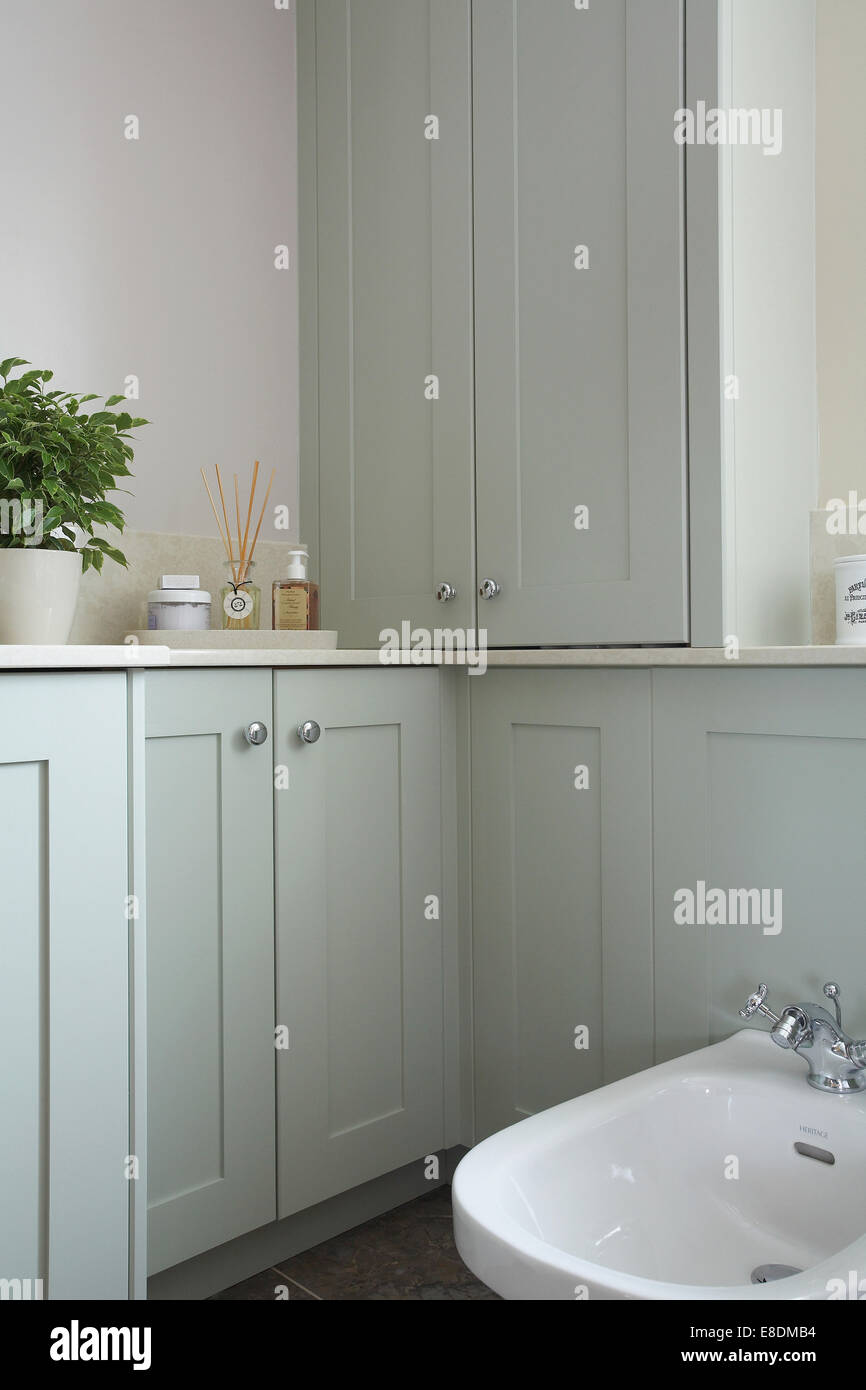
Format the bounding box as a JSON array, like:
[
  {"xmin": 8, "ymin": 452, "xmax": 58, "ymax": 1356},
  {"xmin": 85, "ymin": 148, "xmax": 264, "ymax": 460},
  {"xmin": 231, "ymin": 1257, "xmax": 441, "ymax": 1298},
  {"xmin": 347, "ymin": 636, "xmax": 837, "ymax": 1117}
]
[{"xmin": 224, "ymin": 588, "xmax": 254, "ymax": 620}]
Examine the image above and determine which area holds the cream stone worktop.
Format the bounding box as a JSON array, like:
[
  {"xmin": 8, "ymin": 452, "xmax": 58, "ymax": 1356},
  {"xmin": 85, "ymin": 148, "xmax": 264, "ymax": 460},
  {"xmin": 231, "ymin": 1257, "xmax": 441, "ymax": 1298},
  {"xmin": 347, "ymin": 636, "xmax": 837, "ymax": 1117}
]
[{"xmin": 3, "ymin": 643, "xmax": 866, "ymax": 670}]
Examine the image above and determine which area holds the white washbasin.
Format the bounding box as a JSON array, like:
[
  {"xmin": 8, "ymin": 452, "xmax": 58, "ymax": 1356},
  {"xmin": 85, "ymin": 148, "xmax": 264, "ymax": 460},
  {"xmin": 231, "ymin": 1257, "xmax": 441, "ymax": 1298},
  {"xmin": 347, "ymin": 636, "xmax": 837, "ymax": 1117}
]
[{"xmin": 453, "ymin": 1030, "xmax": 866, "ymax": 1300}]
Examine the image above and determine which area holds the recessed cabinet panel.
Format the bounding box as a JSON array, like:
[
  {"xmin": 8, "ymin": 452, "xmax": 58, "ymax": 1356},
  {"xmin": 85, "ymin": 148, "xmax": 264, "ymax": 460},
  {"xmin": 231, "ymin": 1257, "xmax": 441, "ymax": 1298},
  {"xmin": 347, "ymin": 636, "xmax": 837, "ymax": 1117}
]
[
  {"xmin": 472, "ymin": 0, "xmax": 688, "ymax": 644},
  {"xmin": 511, "ymin": 724, "xmax": 604, "ymax": 1117},
  {"xmin": 312, "ymin": 0, "xmax": 475, "ymax": 643},
  {"xmin": 146, "ymin": 736, "xmax": 225, "ymax": 1206},
  {"xmin": 0, "ymin": 674, "xmax": 130, "ymax": 1299},
  {"xmin": 0, "ymin": 761, "xmax": 45, "ymax": 1287},
  {"xmin": 145, "ymin": 671, "xmax": 276, "ymax": 1275},
  {"xmin": 324, "ymin": 724, "xmax": 405, "ymax": 1136},
  {"xmin": 275, "ymin": 670, "xmax": 443, "ymax": 1217},
  {"xmin": 653, "ymin": 671, "xmax": 866, "ymax": 1063},
  {"xmin": 471, "ymin": 671, "xmax": 654, "ymax": 1140}
]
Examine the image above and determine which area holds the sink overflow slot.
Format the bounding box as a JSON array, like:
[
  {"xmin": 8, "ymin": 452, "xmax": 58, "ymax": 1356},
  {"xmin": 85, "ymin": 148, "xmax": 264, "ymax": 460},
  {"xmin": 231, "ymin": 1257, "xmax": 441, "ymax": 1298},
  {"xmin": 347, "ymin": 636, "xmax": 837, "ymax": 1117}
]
[{"xmin": 794, "ymin": 1141, "xmax": 835, "ymax": 1165}]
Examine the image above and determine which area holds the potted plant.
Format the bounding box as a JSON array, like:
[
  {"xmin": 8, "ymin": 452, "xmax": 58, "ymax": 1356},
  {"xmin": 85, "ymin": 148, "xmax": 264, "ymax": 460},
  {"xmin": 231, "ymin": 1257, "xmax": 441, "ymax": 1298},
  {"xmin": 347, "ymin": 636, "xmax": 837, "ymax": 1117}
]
[{"xmin": 0, "ymin": 357, "xmax": 147, "ymax": 643}]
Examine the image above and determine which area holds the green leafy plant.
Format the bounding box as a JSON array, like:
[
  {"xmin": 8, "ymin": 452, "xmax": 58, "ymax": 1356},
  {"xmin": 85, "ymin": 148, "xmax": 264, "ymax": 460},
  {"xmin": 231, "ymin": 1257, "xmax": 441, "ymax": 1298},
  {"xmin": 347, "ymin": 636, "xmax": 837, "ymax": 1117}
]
[{"xmin": 0, "ymin": 356, "xmax": 147, "ymax": 571}]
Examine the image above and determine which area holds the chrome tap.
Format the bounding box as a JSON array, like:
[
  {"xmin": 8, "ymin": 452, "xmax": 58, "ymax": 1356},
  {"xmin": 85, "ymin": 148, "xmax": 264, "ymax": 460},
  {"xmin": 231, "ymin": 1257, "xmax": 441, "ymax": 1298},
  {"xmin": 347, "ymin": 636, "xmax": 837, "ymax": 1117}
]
[{"xmin": 739, "ymin": 982, "xmax": 866, "ymax": 1095}]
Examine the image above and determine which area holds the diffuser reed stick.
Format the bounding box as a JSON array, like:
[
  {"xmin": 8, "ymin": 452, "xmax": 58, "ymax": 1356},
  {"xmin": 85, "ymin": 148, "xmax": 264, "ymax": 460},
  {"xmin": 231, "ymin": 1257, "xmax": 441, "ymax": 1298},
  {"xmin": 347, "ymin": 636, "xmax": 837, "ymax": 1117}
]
[
  {"xmin": 200, "ymin": 468, "xmax": 230, "ymax": 560},
  {"xmin": 239, "ymin": 459, "xmax": 260, "ymax": 584},
  {"xmin": 245, "ymin": 468, "xmax": 276, "ymax": 573},
  {"xmin": 200, "ymin": 460, "xmax": 274, "ymax": 592},
  {"xmin": 214, "ymin": 464, "xmax": 237, "ymax": 584}
]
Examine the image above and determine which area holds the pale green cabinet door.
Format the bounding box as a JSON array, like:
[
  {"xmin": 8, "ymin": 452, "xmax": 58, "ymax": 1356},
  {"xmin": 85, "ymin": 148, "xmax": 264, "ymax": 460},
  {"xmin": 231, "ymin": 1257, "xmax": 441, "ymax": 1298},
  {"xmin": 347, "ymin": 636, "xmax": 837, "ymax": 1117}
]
[
  {"xmin": 301, "ymin": 0, "xmax": 476, "ymax": 646},
  {"xmin": 0, "ymin": 673, "xmax": 130, "ymax": 1299},
  {"xmin": 275, "ymin": 670, "xmax": 443, "ymax": 1217},
  {"xmin": 473, "ymin": 0, "xmax": 688, "ymax": 645},
  {"xmin": 653, "ymin": 670, "xmax": 866, "ymax": 1064},
  {"xmin": 471, "ymin": 671, "xmax": 653, "ymax": 1140},
  {"xmin": 145, "ymin": 671, "xmax": 276, "ymax": 1274}
]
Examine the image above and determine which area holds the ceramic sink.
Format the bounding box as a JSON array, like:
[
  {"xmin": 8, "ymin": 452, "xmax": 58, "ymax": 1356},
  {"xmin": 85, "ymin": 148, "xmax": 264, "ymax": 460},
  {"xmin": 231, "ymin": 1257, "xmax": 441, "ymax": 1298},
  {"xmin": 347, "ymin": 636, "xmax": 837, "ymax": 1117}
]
[{"xmin": 453, "ymin": 1030, "xmax": 866, "ymax": 1300}]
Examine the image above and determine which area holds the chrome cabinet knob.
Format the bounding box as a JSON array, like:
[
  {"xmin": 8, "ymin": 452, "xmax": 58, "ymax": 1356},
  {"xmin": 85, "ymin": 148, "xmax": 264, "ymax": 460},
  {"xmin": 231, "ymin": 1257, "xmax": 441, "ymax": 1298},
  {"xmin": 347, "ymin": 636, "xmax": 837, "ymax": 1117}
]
[
  {"xmin": 244, "ymin": 722, "xmax": 268, "ymax": 745},
  {"xmin": 298, "ymin": 720, "xmax": 321, "ymax": 744},
  {"xmin": 479, "ymin": 578, "xmax": 501, "ymax": 600},
  {"xmin": 739, "ymin": 983, "xmax": 780, "ymax": 1023},
  {"xmin": 436, "ymin": 582, "xmax": 457, "ymax": 602}
]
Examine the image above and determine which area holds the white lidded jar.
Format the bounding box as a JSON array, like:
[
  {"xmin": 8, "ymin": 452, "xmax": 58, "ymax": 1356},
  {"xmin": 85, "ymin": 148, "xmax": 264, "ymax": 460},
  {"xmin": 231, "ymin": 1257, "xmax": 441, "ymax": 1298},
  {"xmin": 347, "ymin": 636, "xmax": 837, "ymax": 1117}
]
[
  {"xmin": 147, "ymin": 574, "xmax": 212, "ymax": 631},
  {"xmin": 834, "ymin": 555, "xmax": 866, "ymax": 645}
]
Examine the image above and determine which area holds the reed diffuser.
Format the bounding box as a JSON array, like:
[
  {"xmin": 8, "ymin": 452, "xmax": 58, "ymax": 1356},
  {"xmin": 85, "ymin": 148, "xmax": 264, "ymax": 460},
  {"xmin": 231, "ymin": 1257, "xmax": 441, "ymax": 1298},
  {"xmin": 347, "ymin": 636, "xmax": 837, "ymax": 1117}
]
[{"xmin": 201, "ymin": 461, "xmax": 275, "ymax": 630}]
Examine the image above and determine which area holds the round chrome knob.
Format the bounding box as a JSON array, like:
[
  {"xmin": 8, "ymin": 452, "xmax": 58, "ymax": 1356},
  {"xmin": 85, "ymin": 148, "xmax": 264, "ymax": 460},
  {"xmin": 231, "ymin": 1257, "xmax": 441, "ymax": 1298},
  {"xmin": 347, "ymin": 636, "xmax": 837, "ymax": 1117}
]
[
  {"xmin": 479, "ymin": 578, "xmax": 501, "ymax": 600},
  {"xmin": 436, "ymin": 582, "xmax": 457, "ymax": 603},
  {"xmin": 298, "ymin": 720, "xmax": 321, "ymax": 744},
  {"xmin": 244, "ymin": 722, "xmax": 268, "ymax": 746}
]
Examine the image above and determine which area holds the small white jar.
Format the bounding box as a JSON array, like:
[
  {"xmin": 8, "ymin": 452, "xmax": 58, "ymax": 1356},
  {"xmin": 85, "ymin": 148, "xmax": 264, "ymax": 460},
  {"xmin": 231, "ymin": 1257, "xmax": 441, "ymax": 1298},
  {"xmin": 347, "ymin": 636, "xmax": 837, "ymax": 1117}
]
[
  {"xmin": 834, "ymin": 555, "xmax": 866, "ymax": 645},
  {"xmin": 147, "ymin": 574, "xmax": 211, "ymax": 631}
]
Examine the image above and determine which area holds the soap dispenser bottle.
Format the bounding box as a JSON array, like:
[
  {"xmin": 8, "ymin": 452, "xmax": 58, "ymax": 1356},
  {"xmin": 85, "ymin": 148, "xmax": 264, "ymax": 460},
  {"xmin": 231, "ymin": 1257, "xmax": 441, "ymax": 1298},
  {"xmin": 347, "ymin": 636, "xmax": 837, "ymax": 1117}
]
[{"xmin": 273, "ymin": 544, "xmax": 319, "ymax": 631}]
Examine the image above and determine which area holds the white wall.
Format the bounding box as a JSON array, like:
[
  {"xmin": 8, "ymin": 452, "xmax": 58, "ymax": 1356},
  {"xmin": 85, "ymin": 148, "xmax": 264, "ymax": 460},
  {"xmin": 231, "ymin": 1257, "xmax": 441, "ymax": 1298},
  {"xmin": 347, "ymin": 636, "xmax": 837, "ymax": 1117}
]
[
  {"xmin": 816, "ymin": 0, "xmax": 866, "ymax": 505},
  {"xmin": 0, "ymin": 0, "xmax": 297, "ymax": 539},
  {"xmin": 723, "ymin": 0, "xmax": 818, "ymax": 645}
]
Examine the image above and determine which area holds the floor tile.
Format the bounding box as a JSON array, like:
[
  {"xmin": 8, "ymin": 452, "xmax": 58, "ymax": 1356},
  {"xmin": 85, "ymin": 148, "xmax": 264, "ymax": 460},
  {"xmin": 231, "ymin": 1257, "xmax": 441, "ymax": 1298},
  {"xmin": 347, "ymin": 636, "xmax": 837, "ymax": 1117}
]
[{"xmin": 212, "ymin": 1187, "xmax": 498, "ymax": 1301}]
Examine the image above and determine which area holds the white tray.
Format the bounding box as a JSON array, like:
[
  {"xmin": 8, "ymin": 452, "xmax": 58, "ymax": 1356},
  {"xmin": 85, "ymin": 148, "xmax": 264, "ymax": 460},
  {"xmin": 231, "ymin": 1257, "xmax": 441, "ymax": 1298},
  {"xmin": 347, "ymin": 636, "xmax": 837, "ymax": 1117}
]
[{"xmin": 133, "ymin": 629, "xmax": 338, "ymax": 650}]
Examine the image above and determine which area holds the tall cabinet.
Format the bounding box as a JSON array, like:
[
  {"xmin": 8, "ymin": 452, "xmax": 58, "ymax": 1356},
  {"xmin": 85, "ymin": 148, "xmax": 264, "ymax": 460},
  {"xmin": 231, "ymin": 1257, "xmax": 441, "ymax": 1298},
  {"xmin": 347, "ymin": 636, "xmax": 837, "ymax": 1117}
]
[
  {"xmin": 300, "ymin": 0, "xmax": 688, "ymax": 648},
  {"xmin": 301, "ymin": 0, "xmax": 819, "ymax": 650}
]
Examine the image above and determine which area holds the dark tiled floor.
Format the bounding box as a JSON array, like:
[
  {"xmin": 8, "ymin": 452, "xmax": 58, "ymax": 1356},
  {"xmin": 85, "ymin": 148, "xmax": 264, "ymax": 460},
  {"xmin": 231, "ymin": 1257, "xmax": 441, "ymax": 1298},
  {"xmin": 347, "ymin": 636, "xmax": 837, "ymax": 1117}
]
[{"xmin": 211, "ymin": 1186, "xmax": 499, "ymax": 1301}]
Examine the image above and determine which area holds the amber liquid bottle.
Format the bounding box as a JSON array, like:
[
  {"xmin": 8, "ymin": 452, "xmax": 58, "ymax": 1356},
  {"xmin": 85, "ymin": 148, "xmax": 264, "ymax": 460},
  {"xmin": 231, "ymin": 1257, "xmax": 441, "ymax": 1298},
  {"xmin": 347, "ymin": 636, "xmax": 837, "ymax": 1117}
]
[{"xmin": 273, "ymin": 544, "xmax": 320, "ymax": 630}]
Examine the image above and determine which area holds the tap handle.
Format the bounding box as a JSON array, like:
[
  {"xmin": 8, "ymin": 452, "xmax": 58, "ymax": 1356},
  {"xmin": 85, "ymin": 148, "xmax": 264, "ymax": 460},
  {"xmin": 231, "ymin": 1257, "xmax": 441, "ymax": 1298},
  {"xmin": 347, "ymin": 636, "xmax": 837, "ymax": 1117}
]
[
  {"xmin": 823, "ymin": 982, "xmax": 842, "ymax": 1026},
  {"xmin": 740, "ymin": 983, "xmax": 781, "ymax": 1024}
]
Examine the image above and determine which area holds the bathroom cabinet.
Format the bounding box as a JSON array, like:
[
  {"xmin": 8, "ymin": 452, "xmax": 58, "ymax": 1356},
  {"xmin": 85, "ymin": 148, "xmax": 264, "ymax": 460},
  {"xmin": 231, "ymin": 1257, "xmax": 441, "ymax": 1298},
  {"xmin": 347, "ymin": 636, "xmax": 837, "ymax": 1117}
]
[
  {"xmin": 0, "ymin": 673, "xmax": 132, "ymax": 1299},
  {"xmin": 144, "ymin": 666, "xmax": 445, "ymax": 1273},
  {"xmin": 470, "ymin": 670, "xmax": 654, "ymax": 1140},
  {"xmin": 300, "ymin": 0, "xmax": 817, "ymax": 649},
  {"xmin": 274, "ymin": 670, "xmax": 444, "ymax": 1215},
  {"xmin": 300, "ymin": 0, "xmax": 686, "ymax": 649},
  {"xmin": 145, "ymin": 670, "xmax": 277, "ymax": 1274}
]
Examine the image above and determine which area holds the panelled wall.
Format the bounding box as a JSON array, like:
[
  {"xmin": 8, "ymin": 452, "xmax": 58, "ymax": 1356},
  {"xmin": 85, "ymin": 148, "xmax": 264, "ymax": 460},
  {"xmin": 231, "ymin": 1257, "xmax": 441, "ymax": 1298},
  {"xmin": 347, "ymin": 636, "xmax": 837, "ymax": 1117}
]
[{"xmin": 469, "ymin": 667, "xmax": 866, "ymax": 1141}]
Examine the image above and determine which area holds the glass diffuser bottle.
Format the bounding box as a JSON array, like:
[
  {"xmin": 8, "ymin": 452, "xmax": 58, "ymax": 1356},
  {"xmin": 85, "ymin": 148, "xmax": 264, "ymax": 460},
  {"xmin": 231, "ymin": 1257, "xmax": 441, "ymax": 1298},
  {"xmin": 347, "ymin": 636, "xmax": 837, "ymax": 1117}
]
[{"xmin": 220, "ymin": 560, "xmax": 260, "ymax": 630}]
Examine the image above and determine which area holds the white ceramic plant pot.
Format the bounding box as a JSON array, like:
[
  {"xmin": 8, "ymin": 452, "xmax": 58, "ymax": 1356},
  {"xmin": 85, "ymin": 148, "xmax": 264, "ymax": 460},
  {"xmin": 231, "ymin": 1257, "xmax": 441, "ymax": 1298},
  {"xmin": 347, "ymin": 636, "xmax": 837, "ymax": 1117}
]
[{"xmin": 0, "ymin": 548, "xmax": 82, "ymax": 644}]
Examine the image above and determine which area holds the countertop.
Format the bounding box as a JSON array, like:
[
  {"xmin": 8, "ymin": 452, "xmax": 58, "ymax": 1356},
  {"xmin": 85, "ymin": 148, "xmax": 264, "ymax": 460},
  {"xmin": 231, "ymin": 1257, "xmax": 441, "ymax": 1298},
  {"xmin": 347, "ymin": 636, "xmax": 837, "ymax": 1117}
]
[{"xmin": 4, "ymin": 643, "xmax": 866, "ymax": 669}]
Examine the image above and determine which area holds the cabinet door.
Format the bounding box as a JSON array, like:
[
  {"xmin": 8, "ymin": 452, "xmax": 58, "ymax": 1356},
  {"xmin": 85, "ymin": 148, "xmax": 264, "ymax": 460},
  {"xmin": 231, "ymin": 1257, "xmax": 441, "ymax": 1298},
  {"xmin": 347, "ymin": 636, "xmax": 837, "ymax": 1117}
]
[
  {"xmin": 471, "ymin": 671, "xmax": 653, "ymax": 1140},
  {"xmin": 473, "ymin": 0, "xmax": 688, "ymax": 645},
  {"xmin": 0, "ymin": 673, "xmax": 129, "ymax": 1299},
  {"xmin": 275, "ymin": 670, "xmax": 443, "ymax": 1216},
  {"xmin": 145, "ymin": 671, "xmax": 275, "ymax": 1273},
  {"xmin": 653, "ymin": 670, "xmax": 866, "ymax": 1064},
  {"xmin": 303, "ymin": 0, "xmax": 476, "ymax": 646}
]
